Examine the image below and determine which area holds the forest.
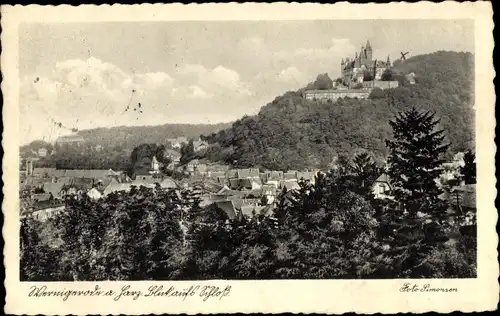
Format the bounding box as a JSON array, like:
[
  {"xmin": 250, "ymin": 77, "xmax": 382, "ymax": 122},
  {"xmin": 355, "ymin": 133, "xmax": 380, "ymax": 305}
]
[
  {"xmin": 201, "ymin": 51, "xmax": 474, "ymax": 170},
  {"xmin": 21, "ymin": 107, "xmax": 477, "ymax": 280}
]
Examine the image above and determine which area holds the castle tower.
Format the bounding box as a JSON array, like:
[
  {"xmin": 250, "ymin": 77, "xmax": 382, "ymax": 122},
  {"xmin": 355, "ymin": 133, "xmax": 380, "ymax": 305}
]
[
  {"xmin": 341, "ymin": 58, "xmax": 345, "ymax": 74},
  {"xmin": 365, "ymin": 40, "xmax": 373, "ymax": 62},
  {"xmin": 360, "ymin": 46, "xmax": 365, "ymax": 63}
]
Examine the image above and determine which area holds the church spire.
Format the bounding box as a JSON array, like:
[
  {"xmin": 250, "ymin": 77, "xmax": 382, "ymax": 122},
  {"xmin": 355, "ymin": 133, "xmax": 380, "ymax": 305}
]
[
  {"xmin": 386, "ymin": 55, "xmax": 391, "ymax": 66},
  {"xmin": 366, "ymin": 40, "xmax": 372, "ymax": 49}
]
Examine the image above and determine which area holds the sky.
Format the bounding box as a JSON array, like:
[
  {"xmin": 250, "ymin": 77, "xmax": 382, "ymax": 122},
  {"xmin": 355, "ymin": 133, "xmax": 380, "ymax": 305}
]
[{"xmin": 19, "ymin": 19, "xmax": 474, "ymax": 144}]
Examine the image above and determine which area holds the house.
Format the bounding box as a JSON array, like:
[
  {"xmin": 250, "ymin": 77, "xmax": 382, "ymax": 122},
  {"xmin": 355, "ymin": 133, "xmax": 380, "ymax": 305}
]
[
  {"xmin": 228, "ymin": 178, "xmax": 262, "ymax": 191},
  {"xmin": 261, "ymin": 184, "xmax": 277, "ymax": 204},
  {"xmin": 60, "ymin": 177, "xmax": 94, "ymax": 197},
  {"xmin": 151, "ymin": 156, "xmax": 160, "ymax": 174},
  {"xmin": 215, "ymin": 200, "xmax": 240, "ymax": 221},
  {"xmin": 87, "ymin": 187, "xmax": 103, "ymax": 200},
  {"xmin": 33, "ymin": 167, "xmax": 58, "ymax": 178},
  {"xmin": 94, "ymin": 145, "xmax": 104, "ymax": 152},
  {"xmin": 37, "ymin": 148, "xmax": 48, "ymax": 157},
  {"xmin": 405, "ymin": 72, "xmax": 416, "ymax": 85},
  {"xmin": 55, "ymin": 135, "xmax": 85, "ymax": 146},
  {"xmin": 164, "ymin": 149, "xmax": 181, "ymax": 163},
  {"xmin": 280, "ymin": 181, "xmax": 300, "ymax": 191},
  {"xmin": 160, "ymin": 177, "xmax": 177, "ymax": 189},
  {"xmin": 193, "ymin": 140, "xmax": 209, "ymax": 152},
  {"xmin": 236, "ymin": 168, "xmax": 260, "ymax": 179},
  {"xmin": 41, "ymin": 182, "xmax": 65, "ymax": 199},
  {"xmin": 102, "ymin": 180, "xmax": 134, "ymax": 196},
  {"xmin": 449, "ymin": 184, "xmax": 476, "ymax": 213},
  {"xmin": 284, "ymin": 172, "xmax": 297, "ymax": 181},
  {"xmin": 240, "ymin": 203, "xmax": 266, "ymax": 219},
  {"xmin": 167, "ymin": 137, "xmax": 189, "ymax": 150},
  {"xmin": 372, "ymin": 173, "xmax": 393, "ymax": 199},
  {"xmin": 185, "ymin": 159, "xmax": 200, "ymax": 173}
]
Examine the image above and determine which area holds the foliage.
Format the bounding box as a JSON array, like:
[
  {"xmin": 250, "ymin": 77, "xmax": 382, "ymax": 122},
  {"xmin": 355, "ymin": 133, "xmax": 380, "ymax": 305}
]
[
  {"xmin": 180, "ymin": 140, "xmax": 197, "ymax": 164},
  {"xmin": 363, "ymin": 69, "xmax": 374, "ymax": 82},
  {"xmin": 460, "ymin": 150, "xmax": 476, "ymax": 184},
  {"xmin": 386, "ymin": 108, "xmax": 450, "ymax": 217},
  {"xmin": 381, "ymin": 68, "xmax": 394, "ymax": 81},
  {"xmin": 305, "ymin": 73, "xmax": 333, "ymax": 90}
]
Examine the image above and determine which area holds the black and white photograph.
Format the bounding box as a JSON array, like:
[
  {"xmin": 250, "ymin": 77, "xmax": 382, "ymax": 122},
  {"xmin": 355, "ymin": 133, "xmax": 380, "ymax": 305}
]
[
  {"xmin": 2, "ymin": 2, "xmax": 497, "ymax": 315},
  {"xmin": 17, "ymin": 18, "xmax": 479, "ymax": 281}
]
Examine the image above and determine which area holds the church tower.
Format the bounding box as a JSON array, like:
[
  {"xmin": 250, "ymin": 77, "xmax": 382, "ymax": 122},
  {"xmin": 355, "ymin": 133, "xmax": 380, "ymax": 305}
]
[
  {"xmin": 386, "ymin": 55, "xmax": 391, "ymax": 67},
  {"xmin": 365, "ymin": 40, "xmax": 373, "ymax": 62}
]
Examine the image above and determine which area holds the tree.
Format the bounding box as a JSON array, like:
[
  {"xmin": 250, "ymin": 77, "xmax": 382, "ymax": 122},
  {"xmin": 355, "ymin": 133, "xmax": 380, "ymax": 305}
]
[
  {"xmin": 308, "ymin": 73, "xmax": 333, "ymax": 90},
  {"xmin": 460, "ymin": 150, "xmax": 476, "ymax": 184},
  {"xmin": 347, "ymin": 152, "xmax": 380, "ymax": 197},
  {"xmin": 385, "ymin": 108, "xmax": 451, "ymax": 277},
  {"xmin": 386, "ymin": 108, "xmax": 450, "ymax": 216},
  {"xmin": 180, "ymin": 140, "xmax": 196, "ymax": 164},
  {"xmin": 381, "ymin": 68, "xmax": 394, "ymax": 81},
  {"xmin": 363, "ymin": 70, "xmax": 374, "ymax": 82}
]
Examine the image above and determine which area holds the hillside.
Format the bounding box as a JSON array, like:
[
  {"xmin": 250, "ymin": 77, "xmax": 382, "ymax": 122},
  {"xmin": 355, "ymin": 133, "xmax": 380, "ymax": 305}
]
[
  {"xmin": 76, "ymin": 122, "xmax": 231, "ymax": 149},
  {"xmin": 21, "ymin": 122, "xmax": 231, "ymax": 170},
  {"xmin": 202, "ymin": 51, "xmax": 475, "ymax": 170}
]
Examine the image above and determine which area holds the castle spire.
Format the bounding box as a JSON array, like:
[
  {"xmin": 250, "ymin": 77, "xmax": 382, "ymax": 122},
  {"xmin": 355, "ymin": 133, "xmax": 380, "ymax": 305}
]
[{"xmin": 366, "ymin": 40, "xmax": 372, "ymax": 49}]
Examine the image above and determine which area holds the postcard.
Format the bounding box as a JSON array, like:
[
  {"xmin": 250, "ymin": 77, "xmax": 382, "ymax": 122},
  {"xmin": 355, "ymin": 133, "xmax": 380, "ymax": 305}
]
[{"xmin": 2, "ymin": 2, "xmax": 497, "ymax": 314}]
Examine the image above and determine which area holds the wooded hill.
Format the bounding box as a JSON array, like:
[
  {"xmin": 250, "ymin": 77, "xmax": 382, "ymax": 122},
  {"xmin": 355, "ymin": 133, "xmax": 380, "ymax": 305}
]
[{"xmin": 201, "ymin": 51, "xmax": 474, "ymax": 170}]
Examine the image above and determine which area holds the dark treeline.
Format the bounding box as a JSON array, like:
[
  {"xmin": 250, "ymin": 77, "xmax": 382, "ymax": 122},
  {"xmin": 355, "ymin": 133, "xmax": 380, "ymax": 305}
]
[{"xmin": 202, "ymin": 51, "xmax": 474, "ymax": 170}]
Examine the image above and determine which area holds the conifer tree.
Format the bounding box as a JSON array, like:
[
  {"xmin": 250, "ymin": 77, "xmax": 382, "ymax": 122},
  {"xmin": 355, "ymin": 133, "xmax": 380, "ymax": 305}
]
[
  {"xmin": 460, "ymin": 150, "xmax": 476, "ymax": 184},
  {"xmin": 386, "ymin": 108, "xmax": 450, "ymax": 217}
]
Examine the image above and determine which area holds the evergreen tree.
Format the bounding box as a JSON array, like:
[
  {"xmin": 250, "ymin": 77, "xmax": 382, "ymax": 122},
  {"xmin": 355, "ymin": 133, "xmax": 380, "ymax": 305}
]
[
  {"xmin": 460, "ymin": 150, "xmax": 476, "ymax": 184},
  {"xmin": 386, "ymin": 108, "xmax": 450, "ymax": 217},
  {"xmin": 180, "ymin": 140, "xmax": 196, "ymax": 164},
  {"xmin": 347, "ymin": 152, "xmax": 380, "ymax": 197},
  {"xmin": 385, "ymin": 108, "xmax": 451, "ymax": 277},
  {"xmin": 381, "ymin": 68, "xmax": 394, "ymax": 81}
]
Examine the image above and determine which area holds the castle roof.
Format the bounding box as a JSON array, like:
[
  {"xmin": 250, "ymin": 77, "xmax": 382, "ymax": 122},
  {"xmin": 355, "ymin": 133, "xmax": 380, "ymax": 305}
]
[{"xmin": 366, "ymin": 40, "xmax": 372, "ymax": 49}]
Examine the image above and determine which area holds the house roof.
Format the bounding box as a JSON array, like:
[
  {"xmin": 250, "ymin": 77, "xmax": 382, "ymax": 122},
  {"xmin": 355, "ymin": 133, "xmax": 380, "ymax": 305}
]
[
  {"xmin": 451, "ymin": 184, "xmax": 476, "ymax": 209},
  {"xmin": 33, "ymin": 167, "xmax": 57, "ymax": 176},
  {"xmin": 42, "ymin": 182, "xmax": 65, "ymax": 197},
  {"xmin": 32, "ymin": 193, "xmax": 52, "ymax": 202},
  {"xmin": 87, "ymin": 187, "xmax": 103, "ymax": 200},
  {"xmin": 165, "ymin": 149, "xmax": 181, "ymax": 158},
  {"xmin": 240, "ymin": 204, "xmax": 265, "ymax": 218},
  {"xmin": 160, "ymin": 177, "xmax": 177, "ymax": 189},
  {"xmin": 193, "ymin": 140, "xmax": 208, "ymax": 149},
  {"xmin": 282, "ymin": 181, "xmax": 300, "ymax": 191},
  {"xmin": 374, "ymin": 173, "xmax": 392, "ymax": 187},
  {"xmin": 58, "ymin": 169, "xmax": 114, "ymax": 179},
  {"xmin": 103, "ymin": 182, "xmax": 134, "ymax": 195},
  {"xmin": 215, "ymin": 200, "xmax": 238, "ymax": 220}
]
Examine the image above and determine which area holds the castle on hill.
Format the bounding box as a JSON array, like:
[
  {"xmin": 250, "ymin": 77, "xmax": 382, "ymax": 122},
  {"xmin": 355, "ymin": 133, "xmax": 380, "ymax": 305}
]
[{"xmin": 340, "ymin": 40, "xmax": 392, "ymax": 87}]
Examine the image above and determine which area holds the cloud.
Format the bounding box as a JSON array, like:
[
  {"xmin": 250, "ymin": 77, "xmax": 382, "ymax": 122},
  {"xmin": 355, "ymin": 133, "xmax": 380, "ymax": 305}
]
[
  {"xmin": 276, "ymin": 67, "xmax": 308, "ymax": 84},
  {"xmin": 276, "ymin": 38, "xmax": 356, "ymax": 61},
  {"xmin": 20, "ymin": 58, "xmax": 256, "ymax": 144},
  {"xmin": 177, "ymin": 63, "xmax": 253, "ymax": 96}
]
